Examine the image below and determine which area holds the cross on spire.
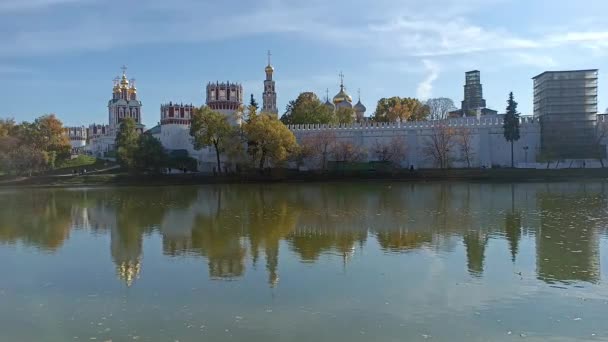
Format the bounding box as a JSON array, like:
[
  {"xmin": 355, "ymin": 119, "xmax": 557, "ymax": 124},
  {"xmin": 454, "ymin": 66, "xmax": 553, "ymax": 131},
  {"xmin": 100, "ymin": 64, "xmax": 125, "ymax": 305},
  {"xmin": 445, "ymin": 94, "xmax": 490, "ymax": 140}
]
[
  {"xmin": 267, "ymin": 50, "xmax": 272, "ymax": 66},
  {"xmin": 339, "ymin": 71, "xmax": 344, "ymax": 87},
  {"xmin": 326, "ymin": 88, "xmax": 329, "ymax": 101},
  {"xmin": 358, "ymin": 88, "xmax": 361, "ymax": 101},
  {"xmin": 121, "ymin": 65, "xmax": 128, "ymax": 75}
]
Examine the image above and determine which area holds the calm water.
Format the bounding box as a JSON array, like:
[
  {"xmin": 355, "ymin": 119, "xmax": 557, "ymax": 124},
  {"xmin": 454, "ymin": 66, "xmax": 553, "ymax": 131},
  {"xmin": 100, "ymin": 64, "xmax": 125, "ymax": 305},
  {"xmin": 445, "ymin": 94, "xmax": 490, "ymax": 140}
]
[{"xmin": 1, "ymin": 182, "xmax": 608, "ymax": 341}]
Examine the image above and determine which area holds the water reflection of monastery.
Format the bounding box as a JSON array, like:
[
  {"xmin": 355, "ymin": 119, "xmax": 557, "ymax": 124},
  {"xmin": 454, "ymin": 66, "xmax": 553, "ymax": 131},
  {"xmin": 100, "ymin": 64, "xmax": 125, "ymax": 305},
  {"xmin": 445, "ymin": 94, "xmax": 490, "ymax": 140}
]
[{"xmin": 0, "ymin": 183, "xmax": 606, "ymax": 287}]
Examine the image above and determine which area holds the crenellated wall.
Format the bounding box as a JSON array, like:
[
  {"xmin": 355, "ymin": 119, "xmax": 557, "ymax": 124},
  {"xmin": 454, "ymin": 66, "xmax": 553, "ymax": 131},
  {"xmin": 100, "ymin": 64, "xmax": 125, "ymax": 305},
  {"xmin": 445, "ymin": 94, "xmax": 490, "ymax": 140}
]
[{"xmin": 289, "ymin": 116, "xmax": 541, "ymax": 169}]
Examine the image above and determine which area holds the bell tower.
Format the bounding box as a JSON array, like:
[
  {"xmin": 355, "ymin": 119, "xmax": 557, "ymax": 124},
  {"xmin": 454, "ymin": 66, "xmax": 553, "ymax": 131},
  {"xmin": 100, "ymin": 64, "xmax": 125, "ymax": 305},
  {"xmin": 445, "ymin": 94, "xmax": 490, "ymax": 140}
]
[{"xmin": 262, "ymin": 50, "xmax": 278, "ymax": 115}]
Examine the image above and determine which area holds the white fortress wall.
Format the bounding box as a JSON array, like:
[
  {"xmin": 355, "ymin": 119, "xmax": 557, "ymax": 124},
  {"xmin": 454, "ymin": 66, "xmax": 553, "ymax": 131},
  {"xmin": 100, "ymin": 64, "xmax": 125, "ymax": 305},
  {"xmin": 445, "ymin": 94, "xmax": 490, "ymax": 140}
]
[{"xmin": 289, "ymin": 116, "xmax": 541, "ymax": 169}]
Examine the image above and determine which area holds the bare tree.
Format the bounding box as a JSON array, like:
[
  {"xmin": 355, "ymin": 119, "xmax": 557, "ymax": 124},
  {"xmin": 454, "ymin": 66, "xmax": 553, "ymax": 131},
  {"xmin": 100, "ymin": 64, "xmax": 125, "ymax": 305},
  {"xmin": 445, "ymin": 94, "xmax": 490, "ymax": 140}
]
[
  {"xmin": 426, "ymin": 98, "xmax": 457, "ymax": 120},
  {"xmin": 423, "ymin": 123, "xmax": 457, "ymax": 169},
  {"xmin": 331, "ymin": 140, "xmax": 366, "ymax": 163},
  {"xmin": 456, "ymin": 127, "xmax": 475, "ymax": 168},
  {"xmin": 300, "ymin": 130, "xmax": 337, "ymax": 170},
  {"xmin": 372, "ymin": 137, "xmax": 407, "ymax": 166}
]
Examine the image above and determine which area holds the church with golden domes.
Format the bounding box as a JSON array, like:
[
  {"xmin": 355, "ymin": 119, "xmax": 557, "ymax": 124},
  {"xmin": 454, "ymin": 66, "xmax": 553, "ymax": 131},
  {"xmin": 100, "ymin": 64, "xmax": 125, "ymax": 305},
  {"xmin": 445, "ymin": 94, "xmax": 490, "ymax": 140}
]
[
  {"xmin": 109, "ymin": 66, "xmax": 144, "ymax": 132},
  {"xmin": 324, "ymin": 72, "xmax": 367, "ymax": 122}
]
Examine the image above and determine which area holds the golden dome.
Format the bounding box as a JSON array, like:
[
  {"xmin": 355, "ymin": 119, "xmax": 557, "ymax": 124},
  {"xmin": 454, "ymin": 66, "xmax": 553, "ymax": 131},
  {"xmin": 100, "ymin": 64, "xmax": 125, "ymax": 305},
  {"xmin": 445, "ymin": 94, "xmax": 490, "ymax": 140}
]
[
  {"xmin": 333, "ymin": 86, "xmax": 352, "ymax": 105},
  {"xmin": 265, "ymin": 65, "xmax": 274, "ymax": 73},
  {"xmin": 120, "ymin": 74, "xmax": 129, "ymax": 88}
]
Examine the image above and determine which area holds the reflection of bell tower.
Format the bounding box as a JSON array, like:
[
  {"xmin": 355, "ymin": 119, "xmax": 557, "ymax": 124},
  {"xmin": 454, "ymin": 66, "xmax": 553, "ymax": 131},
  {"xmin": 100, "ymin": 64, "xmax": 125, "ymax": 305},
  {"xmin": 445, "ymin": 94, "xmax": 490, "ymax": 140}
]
[
  {"xmin": 463, "ymin": 231, "xmax": 488, "ymax": 277},
  {"xmin": 111, "ymin": 225, "xmax": 143, "ymax": 287}
]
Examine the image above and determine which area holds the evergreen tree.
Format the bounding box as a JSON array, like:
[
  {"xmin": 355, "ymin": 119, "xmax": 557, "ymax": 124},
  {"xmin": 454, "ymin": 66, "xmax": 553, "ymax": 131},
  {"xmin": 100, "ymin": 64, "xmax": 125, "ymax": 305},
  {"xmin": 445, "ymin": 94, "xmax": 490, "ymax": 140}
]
[
  {"xmin": 503, "ymin": 92, "xmax": 520, "ymax": 167},
  {"xmin": 250, "ymin": 94, "xmax": 259, "ymax": 110}
]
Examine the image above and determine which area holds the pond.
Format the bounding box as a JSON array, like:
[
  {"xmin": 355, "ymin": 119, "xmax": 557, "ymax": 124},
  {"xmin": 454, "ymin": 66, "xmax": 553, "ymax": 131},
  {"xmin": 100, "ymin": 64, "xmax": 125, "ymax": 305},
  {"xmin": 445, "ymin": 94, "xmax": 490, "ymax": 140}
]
[{"xmin": 0, "ymin": 182, "xmax": 607, "ymax": 341}]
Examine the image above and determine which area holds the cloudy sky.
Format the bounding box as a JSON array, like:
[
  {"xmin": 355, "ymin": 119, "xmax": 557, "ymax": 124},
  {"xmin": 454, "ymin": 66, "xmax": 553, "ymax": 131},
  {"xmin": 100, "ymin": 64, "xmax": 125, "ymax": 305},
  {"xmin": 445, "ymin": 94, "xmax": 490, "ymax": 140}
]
[{"xmin": 1, "ymin": 0, "xmax": 608, "ymax": 127}]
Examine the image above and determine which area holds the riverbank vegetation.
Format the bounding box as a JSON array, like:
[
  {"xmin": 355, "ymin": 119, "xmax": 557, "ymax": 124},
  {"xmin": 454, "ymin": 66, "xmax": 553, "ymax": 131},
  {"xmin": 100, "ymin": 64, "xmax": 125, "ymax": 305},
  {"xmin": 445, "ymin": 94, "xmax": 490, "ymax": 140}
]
[{"xmin": 0, "ymin": 115, "xmax": 72, "ymax": 176}]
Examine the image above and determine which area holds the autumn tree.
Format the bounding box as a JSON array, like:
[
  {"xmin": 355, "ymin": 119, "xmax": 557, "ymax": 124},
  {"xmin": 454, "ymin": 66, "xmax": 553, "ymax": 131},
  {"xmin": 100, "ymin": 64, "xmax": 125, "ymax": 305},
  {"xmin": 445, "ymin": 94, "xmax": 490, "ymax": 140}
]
[
  {"xmin": 0, "ymin": 118, "xmax": 17, "ymax": 137},
  {"xmin": 456, "ymin": 127, "xmax": 475, "ymax": 168},
  {"xmin": 331, "ymin": 140, "xmax": 366, "ymax": 163},
  {"xmin": 18, "ymin": 114, "xmax": 71, "ymax": 167},
  {"xmin": 300, "ymin": 131, "xmax": 337, "ymax": 170},
  {"xmin": 372, "ymin": 137, "xmax": 407, "ymax": 165},
  {"xmin": 244, "ymin": 114, "xmax": 298, "ymax": 170},
  {"xmin": 7, "ymin": 145, "xmax": 48, "ymax": 176},
  {"xmin": 280, "ymin": 92, "xmax": 335, "ymax": 125},
  {"xmin": 426, "ymin": 98, "xmax": 457, "ymax": 120},
  {"xmin": 423, "ymin": 123, "xmax": 457, "ymax": 169},
  {"xmin": 335, "ymin": 107, "xmax": 355, "ymax": 124},
  {"xmin": 190, "ymin": 106, "xmax": 234, "ymax": 174},
  {"xmin": 373, "ymin": 97, "xmax": 430, "ymax": 122},
  {"xmin": 503, "ymin": 92, "xmax": 520, "ymax": 168},
  {"xmin": 115, "ymin": 118, "xmax": 139, "ymax": 170}
]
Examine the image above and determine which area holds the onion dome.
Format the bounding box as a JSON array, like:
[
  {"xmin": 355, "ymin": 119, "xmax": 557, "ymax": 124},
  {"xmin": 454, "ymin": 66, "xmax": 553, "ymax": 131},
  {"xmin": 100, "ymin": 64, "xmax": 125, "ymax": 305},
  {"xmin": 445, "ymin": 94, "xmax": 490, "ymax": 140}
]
[
  {"xmin": 333, "ymin": 86, "xmax": 352, "ymax": 105},
  {"xmin": 120, "ymin": 73, "xmax": 129, "ymax": 89},
  {"xmin": 324, "ymin": 98, "xmax": 335, "ymax": 111},
  {"xmin": 265, "ymin": 64, "xmax": 274, "ymax": 73},
  {"xmin": 354, "ymin": 100, "xmax": 366, "ymax": 113}
]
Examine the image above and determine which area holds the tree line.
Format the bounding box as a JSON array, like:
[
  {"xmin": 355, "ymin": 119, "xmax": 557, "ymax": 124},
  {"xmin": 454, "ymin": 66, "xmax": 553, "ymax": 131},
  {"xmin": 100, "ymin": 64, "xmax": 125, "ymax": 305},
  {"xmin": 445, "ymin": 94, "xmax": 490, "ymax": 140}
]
[
  {"xmin": 0, "ymin": 115, "xmax": 71, "ymax": 176},
  {"xmin": 279, "ymin": 93, "xmax": 463, "ymax": 125}
]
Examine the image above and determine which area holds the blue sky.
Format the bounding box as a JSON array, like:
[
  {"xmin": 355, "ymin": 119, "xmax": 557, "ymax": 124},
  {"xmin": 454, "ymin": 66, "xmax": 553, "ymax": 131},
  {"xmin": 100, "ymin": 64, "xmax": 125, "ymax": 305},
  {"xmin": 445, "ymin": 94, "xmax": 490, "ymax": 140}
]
[{"xmin": 1, "ymin": 0, "xmax": 608, "ymax": 128}]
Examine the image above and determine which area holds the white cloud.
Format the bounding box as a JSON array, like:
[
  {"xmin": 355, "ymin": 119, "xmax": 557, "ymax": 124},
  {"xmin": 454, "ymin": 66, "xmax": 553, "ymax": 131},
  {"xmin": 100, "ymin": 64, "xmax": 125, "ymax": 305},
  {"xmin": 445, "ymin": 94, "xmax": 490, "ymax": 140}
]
[
  {"xmin": 0, "ymin": 0, "xmax": 607, "ymax": 69},
  {"xmin": 511, "ymin": 53, "xmax": 557, "ymax": 68},
  {"xmin": 416, "ymin": 60, "xmax": 440, "ymax": 100}
]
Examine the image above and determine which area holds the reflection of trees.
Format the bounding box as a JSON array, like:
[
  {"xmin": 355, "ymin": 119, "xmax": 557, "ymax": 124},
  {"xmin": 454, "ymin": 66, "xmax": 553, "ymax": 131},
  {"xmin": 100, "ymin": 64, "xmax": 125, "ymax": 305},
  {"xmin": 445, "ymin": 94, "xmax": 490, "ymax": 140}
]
[
  {"xmin": 504, "ymin": 211, "xmax": 522, "ymax": 262},
  {"xmin": 376, "ymin": 229, "xmax": 433, "ymax": 253},
  {"xmin": 287, "ymin": 185, "xmax": 367, "ymax": 264},
  {"xmin": 2, "ymin": 182, "xmax": 605, "ymax": 288},
  {"xmin": 463, "ymin": 231, "xmax": 489, "ymax": 277},
  {"xmin": 0, "ymin": 190, "xmax": 78, "ymax": 251},
  {"xmin": 536, "ymin": 187, "xmax": 604, "ymax": 284},
  {"xmin": 246, "ymin": 186, "xmax": 299, "ymax": 287}
]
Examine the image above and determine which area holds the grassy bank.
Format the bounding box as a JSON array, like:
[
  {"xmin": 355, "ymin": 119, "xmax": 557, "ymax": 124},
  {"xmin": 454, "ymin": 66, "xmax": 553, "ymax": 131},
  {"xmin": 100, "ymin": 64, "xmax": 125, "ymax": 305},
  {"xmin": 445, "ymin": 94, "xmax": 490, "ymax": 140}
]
[
  {"xmin": 2, "ymin": 168, "xmax": 608, "ymax": 188},
  {"xmin": 44, "ymin": 156, "xmax": 114, "ymax": 175}
]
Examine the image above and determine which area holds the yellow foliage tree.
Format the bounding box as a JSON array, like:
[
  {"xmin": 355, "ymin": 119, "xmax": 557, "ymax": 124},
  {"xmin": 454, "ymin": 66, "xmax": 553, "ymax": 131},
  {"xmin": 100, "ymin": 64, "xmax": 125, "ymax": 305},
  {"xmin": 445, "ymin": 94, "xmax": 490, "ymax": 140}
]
[{"xmin": 244, "ymin": 114, "xmax": 298, "ymax": 170}]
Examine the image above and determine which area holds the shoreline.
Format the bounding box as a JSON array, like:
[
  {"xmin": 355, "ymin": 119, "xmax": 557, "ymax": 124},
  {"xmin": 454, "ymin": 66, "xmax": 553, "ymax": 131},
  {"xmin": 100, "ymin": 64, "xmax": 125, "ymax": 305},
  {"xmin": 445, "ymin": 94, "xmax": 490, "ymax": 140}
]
[{"xmin": 1, "ymin": 168, "xmax": 608, "ymax": 188}]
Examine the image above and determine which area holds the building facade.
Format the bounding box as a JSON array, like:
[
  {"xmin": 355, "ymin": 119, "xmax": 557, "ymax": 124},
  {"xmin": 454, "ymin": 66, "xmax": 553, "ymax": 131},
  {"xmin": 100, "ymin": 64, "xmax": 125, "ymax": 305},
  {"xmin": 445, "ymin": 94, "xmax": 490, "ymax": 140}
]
[
  {"xmin": 158, "ymin": 102, "xmax": 196, "ymax": 151},
  {"xmin": 533, "ymin": 69, "xmax": 599, "ymax": 158},
  {"xmin": 450, "ymin": 70, "xmax": 497, "ymax": 117},
  {"xmin": 65, "ymin": 126, "xmax": 88, "ymax": 149}
]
